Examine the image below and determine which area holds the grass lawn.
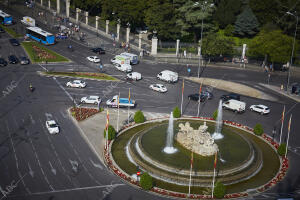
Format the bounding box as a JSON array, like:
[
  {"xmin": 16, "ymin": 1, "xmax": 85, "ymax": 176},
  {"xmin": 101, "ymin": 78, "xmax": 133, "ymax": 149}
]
[
  {"xmin": 0, "ymin": 24, "xmax": 23, "ymax": 38},
  {"xmin": 21, "ymin": 41, "xmax": 69, "ymax": 63},
  {"xmin": 43, "ymin": 71, "xmax": 119, "ymax": 81}
]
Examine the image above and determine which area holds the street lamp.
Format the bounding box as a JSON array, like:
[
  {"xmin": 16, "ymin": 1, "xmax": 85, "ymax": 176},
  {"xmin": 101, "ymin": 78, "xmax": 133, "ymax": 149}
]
[{"xmin": 286, "ymin": 11, "xmax": 298, "ymax": 93}]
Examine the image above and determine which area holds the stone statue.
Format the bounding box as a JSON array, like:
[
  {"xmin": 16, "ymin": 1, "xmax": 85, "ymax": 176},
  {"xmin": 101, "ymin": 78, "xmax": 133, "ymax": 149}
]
[{"xmin": 176, "ymin": 122, "xmax": 218, "ymax": 156}]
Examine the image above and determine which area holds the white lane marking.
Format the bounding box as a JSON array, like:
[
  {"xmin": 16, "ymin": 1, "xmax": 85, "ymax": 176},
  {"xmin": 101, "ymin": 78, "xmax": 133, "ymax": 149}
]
[
  {"xmin": 38, "ymin": 64, "xmax": 48, "ymax": 72},
  {"xmin": 89, "ymin": 158, "xmax": 103, "ymax": 170},
  {"xmin": 52, "ymin": 77, "xmax": 78, "ymax": 106},
  {"xmin": 48, "ymin": 162, "xmax": 57, "ymax": 175},
  {"xmin": 28, "ymin": 163, "xmax": 34, "ymax": 178},
  {"xmin": 6, "ymin": 119, "xmax": 31, "ymax": 194},
  {"xmin": 69, "ymin": 160, "xmax": 79, "ymax": 173}
]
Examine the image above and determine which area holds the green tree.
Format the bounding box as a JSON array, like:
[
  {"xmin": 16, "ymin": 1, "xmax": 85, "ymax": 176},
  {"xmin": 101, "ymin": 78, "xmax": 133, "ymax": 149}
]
[
  {"xmin": 140, "ymin": 172, "xmax": 153, "ymax": 190},
  {"xmin": 134, "ymin": 110, "xmax": 145, "ymax": 123},
  {"xmin": 277, "ymin": 143, "xmax": 287, "ymax": 156},
  {"xmin": 173, "ymin": 107, "xmax": 181, "ymax": 118},
  {"xmin": 234, "ymin": 5, "xmax": 259, "ymax": 37},
  {"xmin": 253, "ymin": 123, "xmax": 264, "ymax": 136},
  {"xmin": 249, "ymin": 0, "xmax": 280, "ymax": 26},
  {"xmin": 214, "ymin": 0, "xmax": 242, "ymax": 29},
  {"xmin": 103, "ymin": 125, "xmax": 116, "ymax": 140},
  {"xmin": 212, "ymin": 110, "xmax": 218, "ymax": 120},
  {"xmin": 213, "ymin": 181, "xmax": 226, "ymax": 198},
  {"xmin": 224, "ymin": 24, "xmax": 234, "ymax": 37},
  {"xmin": 202, "ymin": 33, "xmax": 235, "ymax": 57}
]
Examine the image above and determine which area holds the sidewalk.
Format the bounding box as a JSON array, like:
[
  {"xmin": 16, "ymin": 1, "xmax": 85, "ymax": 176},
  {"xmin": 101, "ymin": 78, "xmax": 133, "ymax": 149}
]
[{"xmin": 260, "ymin": 84, "xmax": 300, "ymax": 102}]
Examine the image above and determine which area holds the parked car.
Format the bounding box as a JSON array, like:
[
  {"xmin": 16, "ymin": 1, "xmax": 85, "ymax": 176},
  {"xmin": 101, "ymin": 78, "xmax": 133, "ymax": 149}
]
[
  {"xmin": 220, "ymin": 93, "xmax": 240, "ymax": 101},
  {"xmin": 291, "ymin": 83, "xmax": 300, "ymax": 95},
  {"xmin": 91, "ymin": 47, "xmax": 105, "ymax": 54},
  {"xmin": 87, "ymin": 56, "xmax": 101, "ymax": 63},
  {"xmin": 9, "ymin": 38, "xmax": 20, "ymax": 46},
  {"xmin": 188, "ymin": 93, "xmax": 205, "ymax": 102},
  {"xmin": 149, "ymin": 84, "xmax": 167, "ymax": 93},
  {"xmin": 249, "ymin": 104, "xmax": 270, "ymax": 115},
  {"xmin": 46, "ymin": 120, "xmax": 59, "ymax": 134},
  {"xmin": 8, "ymin": 55, "xmax": 18, "ymax": 64},
  {"xmin": 20, "ymin": 56, "xmax": 30, "ymax": 65},
  {"xmin": 81, "ymin": 95, "xmax": 101, "ymax": 104},
  {"xmin": 0, "ymin": 58, "xmax": 8, "ymax": 67},
  {"xmin": 126, "ymin": 72, "xmax": 142, "ymax": 81},
  {"xmin": 66, "ymin": 80, "xmax": 86, "ymax": 88}
]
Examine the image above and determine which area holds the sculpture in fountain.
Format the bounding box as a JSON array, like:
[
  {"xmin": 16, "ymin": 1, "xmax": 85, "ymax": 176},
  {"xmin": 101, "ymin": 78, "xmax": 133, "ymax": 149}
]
[{"xmin": 176, "ymin": 122, "xmax": 218, "ymax": 156}]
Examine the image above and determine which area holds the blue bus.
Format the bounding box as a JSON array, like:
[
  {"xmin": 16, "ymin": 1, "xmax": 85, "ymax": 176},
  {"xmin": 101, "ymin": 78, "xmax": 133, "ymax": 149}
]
[
  {"xmin": 0, "ymin": 10, "xmax": 13, "ymax": 25},
  {"xmin": 26, "ymin": 27, "xmax": 55, "ymax": 45}
]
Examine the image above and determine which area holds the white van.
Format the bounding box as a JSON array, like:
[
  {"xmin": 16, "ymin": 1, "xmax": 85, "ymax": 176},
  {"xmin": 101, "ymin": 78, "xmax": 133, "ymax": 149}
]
[
  {"xmin": 222, "ymin": 99, "xmax": 246, "ymax": 113},
  {"xmin": 114, "ymin": 63, "xmax": 132, "ymax": 73},
  {"xmin": 120, "ymin": 52, "xmax": 139, "ymax": 65},
  {"xmin": 126, "ymin": 72, "xmax": 142, "ymax": 80},
  {"xmin": 111, "ymin": 55, "xmax": 130, "ymax": 65},
  {"xmin": 157, "ymin": 70, "xmax": 178, "ymax": 83}
]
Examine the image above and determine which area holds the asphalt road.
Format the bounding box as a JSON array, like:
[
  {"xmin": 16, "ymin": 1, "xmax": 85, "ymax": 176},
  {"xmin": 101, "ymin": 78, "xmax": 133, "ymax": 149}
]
[{"xmin": 1, "ymin": 2, "xmax": 300, "ymax": 200}]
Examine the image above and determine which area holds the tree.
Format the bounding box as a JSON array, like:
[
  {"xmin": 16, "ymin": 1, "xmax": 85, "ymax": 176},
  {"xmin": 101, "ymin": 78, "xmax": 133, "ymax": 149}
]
[
  {"xmin": 277, "ymin": 143, "xmax": 287, "ymax": 156},
  {"xmin": 249, "ymin": 0, "xmax": 280, "ymax": 26},
  {"xmin": 176, "ymin": 0, "xmax": 215, "ymax": 42},
  {"xmin": 248, "ymin": 29, "xmax": 296, "ymax": 63},
  {"xmin": 234, "ymin": 5, "xmax": 259, "ymax": 37},
  {"xmin": 173, "ymin": 107, "xmax": 181, "ymax": 118},
  {"xmin": 214, "ymin": 0, "xmax": 242, "ymax": 29},
  {"xmin": 134, "ymin": 110, "xmax": 145, "ymax": 123},
  {"xmin": 212, "ymin": 110, "xmax": 218, "ymax": 120},
  {"xmin": 213, "ymin": 181, "xmax": 226, "ymax": 198},
  {"xmin": 253, "ymin": 123, "xmax": 263, "ymax": 136},
  {"xmin": 202, "ymin": 33, "xmax": 235, "ymax": 57},
  {"xmin": 103, "ymin": 125, "xmax": 116, "ymax": 140},
  {"xmin": 140, "ymin": 172, "xmax": 153, "ymax": 190}
]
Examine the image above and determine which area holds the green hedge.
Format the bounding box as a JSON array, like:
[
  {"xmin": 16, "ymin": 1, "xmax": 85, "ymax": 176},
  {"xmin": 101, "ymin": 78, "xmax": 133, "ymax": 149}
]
[
  {"xmin": 212, "ymin": 110, "xmax": 218, "ymax": 120},
  {"xmin": 214, "ymin": 181, "xmax": 226, "ymax": 198},
  {"xmin": 173, "ymin": 107, "xmax": 181, "ymax": 118},
  {"xmin": 253, "ymin": 124, "xmax": 264, "ymax": 136},
  {"xmin": 140, "ymin": 172, "xmax": 153, "ymax": 190},
  {"xmin": 277, "ymin": 143, "xmax": 287, "ymax": 156},
  {"xmin": 103, "ymin": 125, "xmax": 116, "ymax": 140},
  {"xmin": 134, "ymin": 110, "xmax": 145, "ymax": 123}
]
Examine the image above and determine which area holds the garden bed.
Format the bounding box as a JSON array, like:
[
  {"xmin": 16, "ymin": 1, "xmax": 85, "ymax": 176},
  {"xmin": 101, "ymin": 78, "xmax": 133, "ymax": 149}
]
[
  {"xmin": 70, "ymin": 107, "xmax": 102, "ymax": 121},
  {"xmin": 43, "ymin": 71, "xmax": 118, "ymax": 81}
]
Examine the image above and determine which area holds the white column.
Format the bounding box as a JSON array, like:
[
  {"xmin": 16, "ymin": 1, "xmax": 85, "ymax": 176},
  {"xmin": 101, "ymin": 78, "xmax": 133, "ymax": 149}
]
[
  {"xmin": 116, "ymin": 23, "xmax": 120, "ymax": 42},
  {"xmin": 56, "ymin": 0, "xmax": 60, "ymax": 14},
  {"xmin": 138, "ymin": 33, "xmax": 142, "ymax": 50},
  {"xmin": 106, "ymin": 20, "xmax": 109, "ymax": 34},
  {"xmin": 176, "ymin": 39, "xmax": 180, "ymax": 56},
  {"xmin": 151, "ymin": 37, "xmax": 158, "ymax": 55},
  {"xmin": 41, "ymin": 0, "xmax": 43, "ymax": 6},
  {"xmin": 76, "ymin": 8, "xmax": 81, "ymax": 23},
  {"xmin": 66, "ymin": 0, "xmax": 70, "ymax": 18},
  {"xmin": 85, "ymin": 11, "xmax": 89, "ymax": 25},
  {"xmin": 48, "ymin": 0, "xmax": 51, "ymax": 10},
  {"xmin": 126, "ymin": 27, "xmax": 130, "ymax": 43},
  {"xmin": 95, "ymin": 16, "xmax": 100, "ymax": 30}
]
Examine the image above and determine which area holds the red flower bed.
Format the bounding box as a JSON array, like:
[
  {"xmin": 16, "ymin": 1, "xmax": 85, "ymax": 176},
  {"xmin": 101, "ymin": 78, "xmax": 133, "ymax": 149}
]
[
  {"xmin": 70, "ymin": 107, "xmax": 100, "ymax": 121},
  {"xmin": 32, "ymin": 45, "xmax": 57, "ymax": 60}
]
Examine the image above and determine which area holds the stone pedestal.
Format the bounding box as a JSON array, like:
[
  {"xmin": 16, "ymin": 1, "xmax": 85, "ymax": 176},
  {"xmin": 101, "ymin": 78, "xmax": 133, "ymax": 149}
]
[
  {"xmin": 56, "ymin": 0, "xmax": 60, "ymax": 14},
  {"xmin": 85, "ymin": 12, "xmax": 89, "ymax": 25},
  {"xmin": 76, "ymin": 8, "xmax": 81, "ymax": 23},
  {"xmin": 106, "ymin": 20, "xmax": 109, "ymax": 34},
  {"xmin": 126, "ymin": 27, "xmax": 130, "ymax": 43},
  {"xmin": 116, "ymin": 23, "xmax": 120, "ymax": 41},
  {"xmin": 176, "ymin": 39, "xmax": 180, "ymax": 56},
  {"xmin": 66, "ymin": 0, "xmax": 70, "ymax": 18},
  {"xmin": 48, "ymin": 0, "xmax": 51, "ymax": 9},
  {"xmin": 95, "ymin": 16, "xmax": 100, "ymax": 30},
  {"xmin": 151, "ymin": 38, "xmax": 158, "ymax": 55},
  {"xmin": 138, "ymin": 33, "xmax": 142, "ymax": 50}
]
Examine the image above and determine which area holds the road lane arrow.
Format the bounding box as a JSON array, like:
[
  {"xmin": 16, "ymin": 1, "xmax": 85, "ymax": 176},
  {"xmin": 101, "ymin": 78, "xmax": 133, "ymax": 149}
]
[
  {"xmin": 49, "ymin": 161, "xmax": 56, "ymax": 175},
  {"xmin": 90, "ymin": 158, "xmax": 103, "ymax": 170}
]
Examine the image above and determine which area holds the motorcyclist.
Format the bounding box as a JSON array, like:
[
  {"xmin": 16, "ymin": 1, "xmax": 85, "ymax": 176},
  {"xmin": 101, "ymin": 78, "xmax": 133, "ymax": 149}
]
[{"xmin": 29, "ymin": 83, "xmax": 33, "ymax": 91}]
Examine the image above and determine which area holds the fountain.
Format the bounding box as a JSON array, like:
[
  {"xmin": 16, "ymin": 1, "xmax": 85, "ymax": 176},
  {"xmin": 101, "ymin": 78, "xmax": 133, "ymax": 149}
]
[
  {"xmin": 163, "ymin": 112, "xmax": 177, "ymax": 154},
  {"xmin": 212, "ymin": 100, "xmax": 224, "ymax": 140}
]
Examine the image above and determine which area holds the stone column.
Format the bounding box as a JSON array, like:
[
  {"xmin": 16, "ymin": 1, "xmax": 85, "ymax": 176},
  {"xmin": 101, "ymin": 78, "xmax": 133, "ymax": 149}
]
[
  {"xmin": 41, "ymin": 0, "xmax": 43, "ymax": 6},
  {"xmin": 66, "ymin": 0, "xmax": 70, "ymax": 18},
  {"xmin": 151, "ymin": 37, "xmax": 158, "ymax": 55},
  {"xmin": 105, "ymin": 20, "xmax": 109, "ymax": 34},
  {"xmin": 56, "ymin": 0, "xmax": 60, "ymax": 14},
  {"xmin": 126, "ymin": 27, "xmax": 130, "ymax": 43},
  {"xmin": 95, "ymin": 16, "xmax": 100, "ymax": 30},
  {"xmin": 176, "ymin": 39, "xmax": 180, "ymax": 56},
  {"xmin": 76, "ymin": 8, "xmax": 81, "ymax": 23},
  {"xmin": 116, "ymin": 23, "xmax": 120, "ymax": 41},
  {"xmin": 85, "ymin": 11, "xmax": 89, "ymax": 25},
  {"xmin": 138, "ymin": 33, "xmax": 142, "ymax": 50},
  {"xmin": 48, "ymin": 0, "xmax": 51, "ymax": 10}
]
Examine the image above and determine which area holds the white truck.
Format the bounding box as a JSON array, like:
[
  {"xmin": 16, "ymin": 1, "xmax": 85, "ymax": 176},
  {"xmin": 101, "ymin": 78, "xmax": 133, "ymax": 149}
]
[
  {"xmin": 106, "ymin": 95, "xmax": 136, "ymax": 108},
  {"xmin": 120, "ymin": 52, "xmax": 139, "ymax": 65},
  {"xmin": 126, "ymin": 72, "xmax": 142, "ymax": 81},
  {"xmin": 222, "ymin": 99, "xmax": 246, "ymax": 113},
  {"xmin": 21, "ymin": 16, "xmax": 35, "ymax": 27},
  {"xmin": 111, "ymin": 55, "xmax": 130, "ymax": 65},
  {"xmin": 114, "ymin": 63, "xmax": 132, "ymax": 73},
  {"xmin": 157, "ymin": 70, "xmax": 178, "ymax": 83}
]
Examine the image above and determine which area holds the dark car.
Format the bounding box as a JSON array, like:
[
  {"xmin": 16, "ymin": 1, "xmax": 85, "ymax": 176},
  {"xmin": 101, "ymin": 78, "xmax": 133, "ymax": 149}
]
[
  {"xmin": 91, "ymin": 47, "xmax": 105, "ymax": 54},
  {"xmin": 9, "ymin": 38, "xmax": 20, "ymax": 46},
  {"xmin": 20, "ymin": 56, "xmax": 30, "ymax": 65},
  {"xmin": 188, "ymin": 94, "xmax": 206, "ymax": 102},
  {"xmin": 220, "ymin": 93, "xmax": 240, "ymax": 101},
  {"xmin": 291, "ymin": 83, "xmax": 300, "ymax": 95},
  {"xmin": 202, "ymin": 91, "xmax": 213, "ymax": 100},
  {"xmin": 0, "ymin": 27, "xmax": 5, "ymax": 33},
  {"xmin": 0, "ymin": 58, "xmax": 8, "ymax": 67},
  {"xmin": 8, "ymin": 55, "xmax": 19, "ymax": 64}
]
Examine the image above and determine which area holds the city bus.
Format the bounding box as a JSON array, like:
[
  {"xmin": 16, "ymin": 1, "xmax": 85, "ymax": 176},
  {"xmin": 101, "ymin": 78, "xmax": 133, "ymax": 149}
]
[
  {"xmin": 26, "ymin": 26, "xmax": 55, "ymax": 45},
  {"xmin": 0, "ymin": 10, "xmax": 13, "ymax": 25}
]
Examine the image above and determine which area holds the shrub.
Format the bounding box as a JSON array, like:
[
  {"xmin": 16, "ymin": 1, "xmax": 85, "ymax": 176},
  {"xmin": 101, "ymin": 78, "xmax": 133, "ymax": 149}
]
[
  {"xmin": 213, "ymin": 181, "xmax": 226, "ymax": 198},
  {"xmin": 224, "ymin": 25, "xmax": 234, "ymax": 37},
  {"xmin": 277, "ymin": 143, "xmax": 287, "ymax": 156},
  {"xmin": 140, "ymin": 172, "xmax": 153, "ymax": 190},
  {"xmin": 173, "ymin": 106, "xmax": 181, "ymax": 118},
  {"xmin": 134, "ymin": 110, "xmax": 145, "ymax": 123},
  {"xmin": 253, "ymin": 123, "xmax": 264, "ymax": 136},
  {"xmin": 103, "ymin": 125, "xmax": 116, "ymax": 140},
  {"xmin": 212, "ymin": 110, "xmax": 218, "ymax": 120}
]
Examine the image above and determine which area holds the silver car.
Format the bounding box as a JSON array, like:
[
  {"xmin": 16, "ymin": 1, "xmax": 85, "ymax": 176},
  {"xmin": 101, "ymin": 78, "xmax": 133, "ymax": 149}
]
[{"xmin": 20, "ymin": 57, "xmax": 30, "ymax": 65}]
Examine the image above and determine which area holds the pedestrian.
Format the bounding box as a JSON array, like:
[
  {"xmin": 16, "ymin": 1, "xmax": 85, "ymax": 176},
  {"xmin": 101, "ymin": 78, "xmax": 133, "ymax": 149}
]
[
  {"xmin": 270, "ymin": 64, "xmax": 273, "ymax": 72},
  {"xmin": 184, "ymin": 50, "xmax": 187, "ymax": 58},
  {"xmin": 99, "ymin": 63, "xmax": 103, "ymax": 72},
  {"xmin": 140, "ymin": 51, "xmax": 143, "ymax": 59},
  {"xmin": 187, "ymin": 65, "xmax": 191, "ymax": 76}
]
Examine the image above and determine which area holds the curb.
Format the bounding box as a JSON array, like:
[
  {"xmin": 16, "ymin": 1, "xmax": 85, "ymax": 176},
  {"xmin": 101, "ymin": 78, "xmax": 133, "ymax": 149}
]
[{"xmin": 259, "ymin": 84, "xmax": 300, "ymax": 103}]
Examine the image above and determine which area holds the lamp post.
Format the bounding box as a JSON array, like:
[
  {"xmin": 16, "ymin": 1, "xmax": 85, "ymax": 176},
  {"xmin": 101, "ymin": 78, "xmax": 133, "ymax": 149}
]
[{"xmin": 286, "ymin": 11, "xmax": 298, "ymax": 93}]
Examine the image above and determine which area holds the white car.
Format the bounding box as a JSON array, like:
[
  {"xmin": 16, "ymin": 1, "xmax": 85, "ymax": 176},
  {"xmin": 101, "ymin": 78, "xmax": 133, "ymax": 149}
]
[
  {"xmin": 149, "ymin": 84, "xmax": 167, "ymax": 93},
  {"xmin": 46, "ymin": 120, "xmax": 59, "ymax": 134},
  {"xmin": 66, "ymin": 80, "xmax": 86, "ymax": 88},
  {"xmin": 249, "ymin": 104, "xmax": 270, "ymax": 115},
  {"xmin": 126, "ymin": 72, "xmax": 142, "ymax": 81},
  {"xmin": 87, "ymin": 56, "xmax": 101, "ymax": 63},
  {"xmin": 81, "ymin": 95, "xmax": 101, "ymax": 104},
  {"xmin": 114, "ymin": 63, "xmax": 132, "ymax": 73}
]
